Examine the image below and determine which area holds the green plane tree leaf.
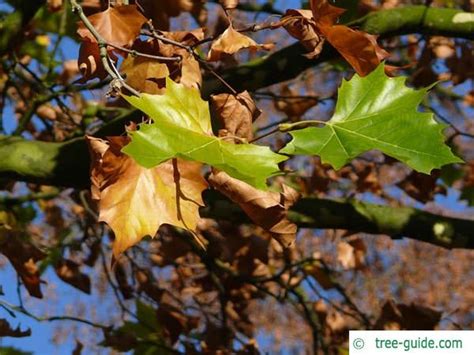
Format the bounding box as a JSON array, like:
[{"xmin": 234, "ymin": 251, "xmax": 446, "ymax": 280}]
[
  {"xmin": 122, "ymin": 78, "xmax": 286, "ymax": 190},
  {"xmin": 280, "ymin": 64, "xmax": 462, "ymax": 173}
]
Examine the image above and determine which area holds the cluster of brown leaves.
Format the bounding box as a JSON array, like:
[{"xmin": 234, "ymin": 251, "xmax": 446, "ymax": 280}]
[{"xmin": 279, "ymin": 0, "xmax": 388, "ymax": 75}]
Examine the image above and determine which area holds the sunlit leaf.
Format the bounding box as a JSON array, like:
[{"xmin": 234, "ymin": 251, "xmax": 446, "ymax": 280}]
[
  {"xmin": 281, "ymin": 64, "xmax": 462, "ymax": 173},
  {"xmin": 87, "ymin": 136, "xmax": 207, "ymax": 256},
  {"xmin": 123, "ymin": 78, "xmax": 286, "ymax": 190}
]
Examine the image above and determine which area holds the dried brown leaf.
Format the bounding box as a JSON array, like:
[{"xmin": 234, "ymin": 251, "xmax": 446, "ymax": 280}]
[
  {"xmin": 211, "ymin": 91, "xmax": 261, "ymax": 141},
  {"xmin": 78, "ymin": 39, "xmax": 118, "ymax": 82},
  {"xmin": 0, "ymin": 319, "xmax": 31, "ymax": 338},
  {"xmin": 121, "ymin": 56, "xmax": 169, "ymax": 94},
  {"xmin": 207, "ymin": 25, "xmax": 274, "ymax": 62},
  {"xmin": 310, "ymin": 0, "xmax": 345, "ymax": 28},
  {"xmin": 208, "ymin": 170, "xmax": 299, "ymax": 247},
  {"xmin": 55, "ymin": 259, "xmax": 91, "ymax": 294},
  {"xmin": 0, "ymin": 230, "xmax": 45, "ymax": 298},
  {"xmin": 77, "ymin": 5, "xmax": 147, "ymax": 48}
]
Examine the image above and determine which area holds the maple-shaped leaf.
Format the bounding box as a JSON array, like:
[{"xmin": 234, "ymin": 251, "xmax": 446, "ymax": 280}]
[
  {"xmin": 281, "ymin": 64, "xmax": 462, "ymax": 173},
  {"xmin": 77, "ymin": 5, "xmax": 147, "ymax": 48},
  {"xmin": 87, "ymin": 136, "xmax": 207, "ymax": 256},
  {"xmin": 207, "ymin": 25, "xmax": 274, "ymax": 62},
  {"xmin": 122, "ymin": 78, "xmax": 286, "ymax": 190}
]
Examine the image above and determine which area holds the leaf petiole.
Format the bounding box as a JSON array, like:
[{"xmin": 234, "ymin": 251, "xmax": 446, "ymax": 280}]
[{"xmin": 279, "ymin": 120, "xmax": 327, "ymax": 132}]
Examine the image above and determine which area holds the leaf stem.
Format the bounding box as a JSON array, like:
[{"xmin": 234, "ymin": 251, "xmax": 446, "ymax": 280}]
[
  {"xmin": 70, "ymin": 0, "xmax": 140, "ymax": 96},
  {"xmin": 279, "ymin": 120, "xmax": 327, "ymax": 132}
]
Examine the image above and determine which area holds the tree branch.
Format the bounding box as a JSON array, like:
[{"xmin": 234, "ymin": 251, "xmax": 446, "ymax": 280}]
[
  {"xmin": 2, "ymin": 133, "xmax": 471, "ymax": 249},
  {"xmin": 202, "ymin": 6, "xmax": 474, "ymax": 96},
  {"xmin": 201, "ymin": 191, "xmax": 474, "ymax": 250}
]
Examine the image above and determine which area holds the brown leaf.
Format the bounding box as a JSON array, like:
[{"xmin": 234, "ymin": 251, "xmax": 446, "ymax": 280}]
[
  {"xmin": 78, "ymin": 39, "xmax": 118, "ymax": 82},
  {"xmin": 310, "ymin": 0, "xmax": 345, "ymax": 28},
  {"xmin": 157, "ymin": 30, "xmax": 204, "ymax": 88},
  {"xmin": 86, "ymin": 136, "xmax": 207, "ymax": 256},
  {"xmin": 446, "ymin": 43, "xmax": 474, "ymax": 85},
  {"xmin": 77, "ymin": 5, "xmax": 147, "ymax": 48},
  {"xmin": 279, "ymin": 0, "xmax": 388, "ymax": 75},
  {"xmin": 0, "ymin": 319, "xmax": 31, "ymax": 338},
  {"xmin": 375, "ymin": 301, "xmax": 442, "ymax": 330},
  {"xmin": 72, "ymin": 340, "xmax": 83, "ymax": 355},
  {"xmin": 208, "ymin": 170, "xmax": 299, "ymax": 247},
  {"xmin": 138, "ymin": 0, "xmax": 207, "ymax": 30},
  {"xmin": 211, "ymin": 91, "xmax": 261, "ymax": 141},
  {"xmin": 324, "ymin": 25, "xmax": 384, "ymax": 76},
  {"xmin": 55, "ymin": 259, "xmax": 91, "ymax": 294},
  {"xmin": 397, "ymin": 170, "xmax": 445, "ymax": 203},
  {"xmin": 337, "ymin": 238, "xmax": 366, "ymax": 270},
  {"xmin": 0, "ymin": 230, "xmax": 45, "ymax": 298},
  {"xmin": 121, "ymin": 55, "xmax": 169, "ymax": 94},
  {"xmin": 219, "ymin": 0, "xmax": 239, "ymax": 10},
  {"xmin": 207, "ymin": 25, "xmax": 274, "ymax": 62},
  {"xmin": 156, "ymin": 303, "xmax": 197, "ymax": 344},
  {"xmin": 280, "ymin": 9, "xmax": 325, "ymax": 59},
  {"xmin": 135, "ymin": 269, "xmax": 164, "ymax": 303},
  {"xmin": 114, "ymin": 260, "xmax": 134, "ymax": 299}
]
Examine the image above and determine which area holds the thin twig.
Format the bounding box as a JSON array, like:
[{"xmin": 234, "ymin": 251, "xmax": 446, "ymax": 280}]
[{"xmin": 70, "ymin": 0, "xmax": 140, "ymax": 97}]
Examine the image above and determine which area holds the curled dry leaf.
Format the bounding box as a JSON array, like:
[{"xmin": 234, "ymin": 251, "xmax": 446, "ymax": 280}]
[
  {"xmin": 0, "ymin": 319, "xmax": 31, "ymax": 338},
  {"xmin": 208, "ymin": 170, "xmax": 300, "ymax": 247},
  {"xmin": 279, "ymin": 0, "xmax": 389, "ymax": 75},
  {"xmin": 210, "ymin": 91, "xmax": 261, "ymax": 141},
  {"xmin": 280, "ymin": 9, "xmax": 325, "ymax": 59},
  {"xmin": 78, "ymin": 39, "xmax": 118, "ymax": 82},
  {"xmin": 207, "ymin": 25, "xmax": 274, "ymax": 62},
  {"xmin": 86, "ymin": 136, "xmax": 207, "ymax": 256},
  {"xmin": 77, "ymin": 5, "xmax": 147, "ymax": 48},
  {"xmin": 0, "ymin": 230, "xmax": 45, "ymax": 298},
  {"xmin": 55, "ymin": 258, "xmax": 91, "ymax": 294}
]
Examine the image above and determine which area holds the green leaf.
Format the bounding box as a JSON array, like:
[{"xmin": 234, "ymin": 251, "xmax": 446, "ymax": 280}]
[
  {"xmin": 122, "ymin": 78, "xmax": 286, "ymax": 189},
  {"xmin": 280, "ymin": 64, "xmax": 462, "ymax": 173}
]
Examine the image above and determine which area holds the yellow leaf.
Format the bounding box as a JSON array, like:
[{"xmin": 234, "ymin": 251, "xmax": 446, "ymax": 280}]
[{"xmin": 86, "ymin": 136, "xmax": 207, "ymax": 256}]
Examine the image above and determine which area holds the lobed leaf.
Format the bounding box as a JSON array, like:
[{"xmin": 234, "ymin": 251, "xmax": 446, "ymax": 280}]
[
  {"xmin": 281, "ymin": 64, "xmax": 462, "ymax": 173},
  {"xmin": 123, "ymin": 78, "xmax": 286, "ymax": 190}
]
